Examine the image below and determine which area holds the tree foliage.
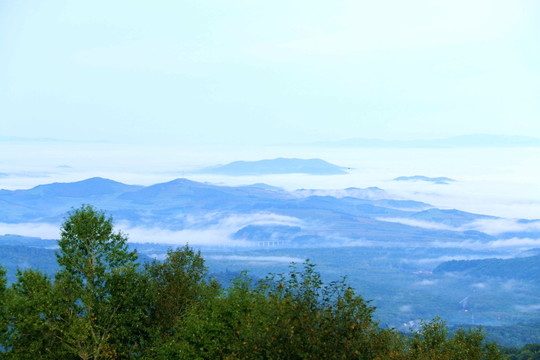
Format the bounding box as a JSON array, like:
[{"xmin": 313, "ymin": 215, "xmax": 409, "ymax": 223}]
[
  {"xmin": 502, "ymin": 343, "xmax": 540, "ymax": 360},
  {"xmin": 54, "ymin": 205, "xmax": 143, "ymax": 359},
  {"xmin": 142, "ymin": 246, "xmax": 220, "ymax": 356},
  {"xmin": 0, "ymin": 205, "xmax": 508, "ymax": 359},
  {"xmin": 148, "ymin": 262, "xmax": 502, "ymax": 360},
  {"xmin": 0, "ymin": 205, "xmax": 153, "ymax": 360},
  {"xmin": 405, "ymin": 317, "xmax": 502, "ymax": 360}
]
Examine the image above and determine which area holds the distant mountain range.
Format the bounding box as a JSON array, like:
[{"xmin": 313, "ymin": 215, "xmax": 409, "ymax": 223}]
[
  {"xmin": 2, "ymin": 177, "xmax": 540, "ymax": 328},
  {"xmin": 199, "ymin": 158, "xmax": 348, "ymax": 175},
  {"xmin": 1, "ymin": 177, "xmax": 537, "ymax": 249},
  {"xmin": 434, "ymin": 255, "xmax": 540, "ymax": 281},
  {"xmin": 394, "ymin": 176, "xmax": 455, "ymax": 185},
  {"xmin": 311, "ymin": 134, "xmax": 540, "ymax": 148}
]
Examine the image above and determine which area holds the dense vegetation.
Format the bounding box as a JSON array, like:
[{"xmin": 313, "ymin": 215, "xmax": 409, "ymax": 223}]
[
  {"xmin": 500, "ymin": 344, "xmax": 540, "ymax": 360},
  {"xmin": 450, "ymin": 323, "xmax": 540, "ymax": 349},
  {"xmin": 434, "ymin": 256, "xmax": 540, "ymax": 281},
  {"xmin": 0, "ymin": 205, "xmax": 508, "ymax": 359}
]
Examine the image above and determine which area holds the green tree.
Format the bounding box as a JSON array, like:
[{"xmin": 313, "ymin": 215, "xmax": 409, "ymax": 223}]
[
  {"xmin": 160, "ymin": 272, "xmax": 256, "ymax": 359},
  {"xmin": 0, "ymin": 266, "xmax": 9, "ymax": 353},
  {"xmin": 53, "ymin": 205, "xmax": 146, "ymax": 359},
  {"xmin": 0, "ymin": 206, "xmax": 155, "ymax": 359},
  {"xmin": 503, "ymin": 343, "xmax": 540, "ymax": 360},
  {"xmin": 162, "ymin": 262, "xmax": 404, "ymax": 360},
  {"xmin": 142, "ymin": 246, "xmax": 220, "ymax": 357},
  {"xmin": 405, "ymin": 317, "xmax": 503, "ymax": 360},
  {"xmin": 0, "ymin": 269, "xmax": 73, "ymax": 360},
  {"xmin": 240, "ymin": 261, "xmax": 403, "ymax": 359}
]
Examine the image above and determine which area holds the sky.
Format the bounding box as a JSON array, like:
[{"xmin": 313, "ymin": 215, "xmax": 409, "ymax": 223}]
[{"xmin": 1, "ymin": 0, "xmax": 540, "ymax": 146}]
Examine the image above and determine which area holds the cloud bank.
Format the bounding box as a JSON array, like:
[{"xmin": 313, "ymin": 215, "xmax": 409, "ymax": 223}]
[
  {"xmin": 118, "ymin": 212, "xmax": 303, "ymax": 246},
  {"xmin": 378, "ymin": 217, "xmax": 540, "ymax": 236},
  {"xmin": 0, "ymin": 223, "xmax": 60, "ymax": 239},
  {"xmin": 207, "ymin": 255, "xmax": 305, "ymax": 263}
]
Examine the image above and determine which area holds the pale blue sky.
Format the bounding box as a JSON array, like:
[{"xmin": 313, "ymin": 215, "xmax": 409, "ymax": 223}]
[{"xmin": 1, "ymin": 0, "xmax": 539, "ymax": 145}]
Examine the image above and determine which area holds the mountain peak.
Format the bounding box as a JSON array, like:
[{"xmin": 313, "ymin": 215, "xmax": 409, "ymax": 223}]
[
  {"xmin": 27, "ymin": 177, "xmax": 140, "ymax": 197},
  {"xmin": 199, "ymin": 158, "xmax": 347, "ymax": 176}
]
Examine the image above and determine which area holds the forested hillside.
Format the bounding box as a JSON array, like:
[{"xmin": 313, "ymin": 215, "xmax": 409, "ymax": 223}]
[
  {"xmin": 0, "ymin": 205, "xmax": 505, "ymax": 359},
  {"xmin": 434, "ymin": 256, "xmax": 540, "ymax": 281}
]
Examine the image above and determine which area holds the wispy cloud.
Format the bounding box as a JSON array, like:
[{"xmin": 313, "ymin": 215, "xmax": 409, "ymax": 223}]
[
  {"xmin": 406, "ymin": 255, "xmax": 497, "ymax": 265},
  {"xmin": 414, "ymin": 279, "xmax": 438, "ymax": 286},
  {"xmin": 487, "ymin": 238, "xmax": 540, "ymax": 248},
  {"xmin": 399, "ymin": 305, "xmax": 413, "ymax": 312},
  {"xmin": 435, "ymin": 237, "xmax": 540, "ymax": 250},
  {"xmin": 207, "ymin": 255, "xmax": 305, "ymax": 263},
  {"xmin": 0, "ymin": 223, "xmax": 60, "ymax": 239},
  {"xmin": 463, "ymin": 219, "xmax": 540, "ymax": 235},
  {"xmin": 294, "ymin": 187, "xmax": 390, "ymax": 200},
  {"xmin": 471, "ymin": 282, "xmax": 487, "ymax": 289},
  {"xmin": 118, "ymin": 212, "xmax": 303, "ymax": 246},
  {"xmin": 177, "ymin": 212, "xmax": 302, "ymax": 229},
  {"xmin": 378, "ymin": 217, "xmax": 540, "ymax": 236},
  {"xmin": 501, "ymin": 280, "xmax": 520, "ymax": 291},
  {"xmin": 515, "ymin": 304, "xmax": 540, "ymax": 313},
  {"xmin": 430, "ymin": 240, "xmax": 487, "ymax": 249},
  {"xmin": 377, "ymin": 218, "xmax": 456, "ymax": 231},
  {"xmin": 0, "ymin": 212, "xmax": 302, "ymax": 247}
]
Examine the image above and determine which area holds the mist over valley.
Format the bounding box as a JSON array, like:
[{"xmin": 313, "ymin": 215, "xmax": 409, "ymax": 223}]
[{"xmin": 1, "ymin": 157, "xmax": 539, "ymax": 333}]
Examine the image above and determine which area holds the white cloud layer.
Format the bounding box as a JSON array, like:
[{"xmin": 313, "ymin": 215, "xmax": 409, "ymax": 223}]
[
  {"xmin": 378, "ymin": 217, "xmax": 540, "ymax": 236},
  {"xmin": 0, "ymin": 213, "xmax": 302, "ymax": 247},
  {"xmin": 414, "ymin": 279, "xmax": 438, "ymax": 286},
  {"xmin": 399, "ymin": 305, "xmax": 413, "ymax": 312},
  {"xmin": 515, "ymin": 304, "xmax": 540, "ymax": 313},
  {"xmin": 377, "ymin": 218, "xmax": 455, "ymax": 231},
  {"xmin": 487, "ymin": 238, "xmax": 540, "ymax": 248},
  {"xmin": 463, "ymin": 219, "xmax": 540, "ymax": 235},
  {"xmin": 471, "ymin": 282, "xmax": 487, "ymax": 289},
  {"xmin": 117, "ymin": 213, "xmax": 302, "ymax": 245},
  {"xmin": 0, "ymin": 223, "xmax": 60, "ymax": 239},
  {"xmin": 206, "ymin": 255, "xmax": 305, "ymax": 263}
]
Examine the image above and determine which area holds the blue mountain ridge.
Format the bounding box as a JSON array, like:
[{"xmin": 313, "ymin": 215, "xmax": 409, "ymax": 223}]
[
  {"xmin": 2, "ymin": 178, "xmax": 540, "ymax": 329},
  {"xmin": 433, "ymin": 255, "xmax": 540, "ymax": 281},
  {"xmin": 0, "ymin": 177, "xmax": 531, "ymax": 247},
  {"xmin": 394, "ymin": 175, "xmax": 455, "ymax": 185},
  {"xmin": 1, "ymin": 177, "xmax": 142, "ymax": 198},
  {"xmin": 199, "ymin": 158, "xmax": 348, "ymax": 175}
]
